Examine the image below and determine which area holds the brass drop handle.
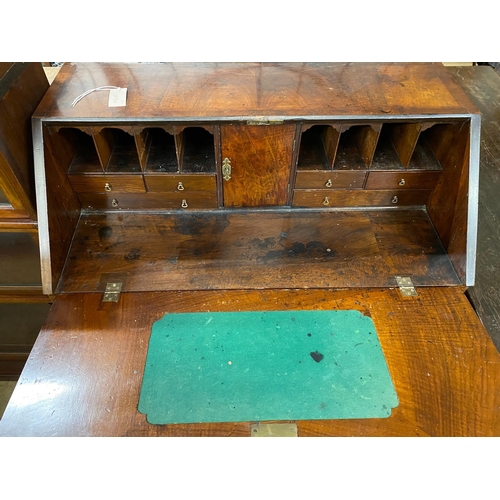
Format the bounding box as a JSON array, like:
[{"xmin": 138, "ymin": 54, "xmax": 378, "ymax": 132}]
[
  {"xmin": 222, "ymin": 157, "xmax": 231, "ymax": 181},
  {"xmin": 181, "ymin": 199, "xmax": 188, "ymax": 209},
  {"xmin": 398, "ymin": 179, "xmax": 405, "ymax": 186},
  {"xmin": 104, "ymin": 182, "xmax": 112, "ymax": 192},
  {"xmin": 391, "ymin": 196, "xmax": 398, "ymax": 204},
  {"xmin": 325, "ymin": 179, "xmax": 333, "ymax": 188},
  {"xmin": 111, "ymin": 198, "xmax": 118, "ymax": 207},
  {"xmin": 323, "ymin": 197, "xmax": 330, "ymax": 206},
  {"xmin": 177, "ymin": 182, "xmax": 185, "ymax": 191}
]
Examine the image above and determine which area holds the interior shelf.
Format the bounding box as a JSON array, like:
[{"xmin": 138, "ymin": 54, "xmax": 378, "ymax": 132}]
[
  {"xmin": 378, "ymin": 122, "xmax": 444, "ymax": 171},
  {"xmin": 145, "ymin": 128, "xmax": 178, "ymax": 172},
  {"xmin": 179, "ymin": 127, "xmax": 216, "ymax": 173},
  {"xmin": 97, "ymin": 128, "xmax": 141, "ymax": 173},
  {"xmin": 370, "ymin": 126, "xmax": 405, "ymax": 171},
  {"xmin": 297, "ymin": 125, "xmax": 339, "ymax": 170},
  {"xmin": 407, "ymin": 125, "xmax": 446, "ymax": 171},
  {"xmin": 63, "ymin": 128, "xmax": 102, "ymax": 174}
]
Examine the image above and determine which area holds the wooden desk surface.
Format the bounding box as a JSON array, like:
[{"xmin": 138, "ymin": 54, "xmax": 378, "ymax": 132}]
[
  {"xmin": 0, "ymin": 287, "xmax": 498, "ymax": 437},
  {"xmin": 35, "ymin": 62, "xmax": 478, "ymax": 121}
]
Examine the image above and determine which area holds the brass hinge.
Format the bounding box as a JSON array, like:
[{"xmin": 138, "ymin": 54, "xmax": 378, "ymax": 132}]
[
  {"xmin": 395, "ymin": 276, "xmax": 417, "ymax": 297},
  {"xmin": 102, "ymin": 282, "xmax": 122, "ymax": 302},
  {"xmin": 246, "ymin": 117, "xmax": 284, "ymax": 126},
  {"xmin": 250, "ymin": 423, "xmax": 298, "ymax": 437}
]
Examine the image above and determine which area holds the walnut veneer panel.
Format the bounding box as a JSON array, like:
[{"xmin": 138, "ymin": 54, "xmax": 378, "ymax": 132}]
[
  {"xmin": 34, "ymin": 63, "xmax": 478, "ymax": 121},
  {"xmin": 0, "ymin": 287, "xmax": 498, "ymax": 436}
]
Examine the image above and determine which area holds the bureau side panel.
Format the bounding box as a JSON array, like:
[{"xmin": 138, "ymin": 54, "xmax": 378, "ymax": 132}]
[{"xmin": 34, "ymin": 120, "xmax": 81, "ymax": 294}]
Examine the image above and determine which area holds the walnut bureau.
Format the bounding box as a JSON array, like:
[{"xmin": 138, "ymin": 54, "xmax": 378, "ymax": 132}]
[{"xmin": 1, "ymin": 63, "xmax": 499, "ymax": 437}]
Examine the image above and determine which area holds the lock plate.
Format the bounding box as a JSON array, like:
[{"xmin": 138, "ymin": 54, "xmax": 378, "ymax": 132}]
[{"xmin": 222, "ymin": 157, "xmax": 231, "ymax": 181}]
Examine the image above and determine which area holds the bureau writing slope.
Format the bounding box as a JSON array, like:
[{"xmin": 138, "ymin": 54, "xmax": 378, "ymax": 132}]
[{"xmin": 2, "ymin": 63, "xmax": 500, "ymax": 437}]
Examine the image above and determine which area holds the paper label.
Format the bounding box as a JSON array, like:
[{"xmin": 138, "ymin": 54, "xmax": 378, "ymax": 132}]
[{"xmin": 108, "ymin": 88, "xmax": 127, "ymax": 107}]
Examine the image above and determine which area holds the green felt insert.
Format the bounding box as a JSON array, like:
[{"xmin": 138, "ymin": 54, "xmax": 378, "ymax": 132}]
[{"xmin": 138, "ymin": 310, "xmax": 398, "ymax": 424}]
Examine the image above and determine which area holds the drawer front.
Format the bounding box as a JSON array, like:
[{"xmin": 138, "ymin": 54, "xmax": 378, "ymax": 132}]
[
  {"xmin": 365, "ymin": 171, "xmax": 441, "ymax": 190},
  {"xmin": 144, "ymin": 174, "xmax": 217, "ymax": 192},
  {"xmin": 293, "ymin": 189, "xmax": 432, "ymax": 207},
  {"xmin": 69, "ymin": 174, "xmax": 146, "ymax": 193},
  {"xmin": 295, "ymin": 171, "xmax": 367, "ymax": 189},
  {"xmin": 78, "ymin": 192, "xmax": 218, "ymax": 210}
]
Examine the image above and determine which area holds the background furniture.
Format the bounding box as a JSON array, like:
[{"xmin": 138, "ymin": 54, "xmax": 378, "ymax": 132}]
[{"xmin": 0, "ymin": 62, "xmax": 51, "ymax": 380}]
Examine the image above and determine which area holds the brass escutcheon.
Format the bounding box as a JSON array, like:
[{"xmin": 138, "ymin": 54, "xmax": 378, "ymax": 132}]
[
  {"xmin": 325, "ymin": 179, "xmax": 333, "ymax": 188},
  {"xmin": 398, "ymin": 179, "xmax": 405, "ymax": 186},
  {"xmin": 222, "ymin": 157, "xmax": 231, "ymax": 181},
  {"xmin": 177, "ymin": 182, "xmax": 184, "ymax": 191},
  {"xmin": 111, "ymin": 198, "xmax": 118, "ymax": 207},
  {"xmin": 104, "ymin": 182, "xmax": 112, "ymax": 192},
  {"xmin": 391, "ymin": 196, "xmax": 398, "ymax": 204},
  {"xmin": 181, "ymin": 199, "xmax": 188, "ymax": 208},
  {"xmin": 323, "ymin": 197, "xmax": 330, "ymax": 206}
]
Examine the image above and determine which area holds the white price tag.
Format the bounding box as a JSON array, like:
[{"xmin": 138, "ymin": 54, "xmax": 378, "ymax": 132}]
[{"xmin": 108, "ymin": 88, "xmax": 127, "ymax": 107}]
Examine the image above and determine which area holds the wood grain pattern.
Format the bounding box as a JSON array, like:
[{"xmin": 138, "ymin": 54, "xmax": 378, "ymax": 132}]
[
  {"xmin": 134, "ymin": 128, "xmax": 150, "ymax": 171},
  {"xmin": 0, "ymin": 287, "xmax": 498, "ymax": 436},
  {"xmin": 389, "ymin": 122, "xmax": 422, "ymax": 167},
  {"xmin": 56, "ymin": 210, "xmax": 459, "ymax": 293},
  {"xmin": 68, "ymin": 174, "xmax": 146, "ymax": 193},
  {"xmin": 33, "ymin": 63, "xmax": 478, "ymax": 121},
  {"xmin": 355, "ymin": 124, "xmax": 382, "ymax": 167},
  {"xmin": 92, "ymin": 128, "xmax": 114, "ymax": 171},
  {"xmin": 40, "ymin": 122, "xmax": 82, "ymax": 294},
  {"xmin": 293, "ymin": 189, "xmax": 431, "ymax": 208},
  {"xmin": 426, "ymin": 121, "xmax": 470, "ymax": 284},
  {"xmin": 144, "ymin": 174, "xmax": 216, "ymax": 192},
  {"xmin": 364, "ymin": 171, "xmax": 441, "ymax": 190},
  {"xmin": 295, "ymin": 171, "xmax": 366, "ymax": 189},
  {"xmin": 0, "ymin": 62, "xmax": 49, "ymax": 221},
  {"xmin": 448, "ymin": 66, "xmax": 500, "ymax": 352},
  {"xmin": 77, "ymin": 192, "xmax": 218, "ymax": 211},
  {"xmin": 221, "ymin": 124, "xmax": 295, "ymax": 207}
]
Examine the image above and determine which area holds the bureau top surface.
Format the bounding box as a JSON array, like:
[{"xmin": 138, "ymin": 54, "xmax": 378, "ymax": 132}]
[{"xmin": 34, "ymin": 62, "xmax": 478, "ymax": 121}]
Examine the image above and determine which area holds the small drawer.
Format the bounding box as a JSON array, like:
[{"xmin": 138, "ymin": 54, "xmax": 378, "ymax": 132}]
[
  {"xmin": 293, "ymin": 189, "xmax": 432, "ymax": 208},
  {"xmin": 364, "ymin": 171, "xmax": 441, "ymax": 190},
  {"xmin": 78, "ymin": 192, "xmax": 218, "ymax": 210},
  {"xmin": 69, "ymin": 174, "xmax": 146, "ymax": 194},
  {"xmin": 295, "ymin": 171, "xmax": 366, "ymax": 189},
  {"xmin": 144, "ymin": 174, "xmax": 217, "ymax": 192}
]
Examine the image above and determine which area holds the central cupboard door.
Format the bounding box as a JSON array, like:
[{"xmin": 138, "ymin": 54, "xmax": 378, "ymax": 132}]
[{"xmin": 221, "ymin": 124, "xmax": 296, "ymax": 207}]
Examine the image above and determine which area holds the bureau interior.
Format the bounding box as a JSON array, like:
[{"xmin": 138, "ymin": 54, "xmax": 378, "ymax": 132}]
[{"xmin": 39, "ymin": 117, "xmax": 473, "ymax": 295}]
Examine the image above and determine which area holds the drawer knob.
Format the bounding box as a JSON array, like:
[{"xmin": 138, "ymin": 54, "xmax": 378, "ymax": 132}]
[
  {"xmin": 177, "ymin": 182, "xmax": 185, "ymax": 191},
  {"xmin": 111, "ymin": 198, "xmax": 118, "ymax": 207},
  {"xmin": 325, "ymin": 179, "xmax": 333, "ymax": 188},
  {"xmin": 391, "ymin": 196, "xmax": 398, "ymax": 204},
  {"xmin": 398, "ymin": 179, "xmax": 405, "ymax": 186},
  {"xmin": 181, "ymin": 199, "xmax": 188, "ymax": 209},
  {"xmin": 322, "ymin": 197, "xmax": 330, "ymax": 206},
  {"xmin": 104, "ymin": 182, "xmax": 112, "ymax": 192}
]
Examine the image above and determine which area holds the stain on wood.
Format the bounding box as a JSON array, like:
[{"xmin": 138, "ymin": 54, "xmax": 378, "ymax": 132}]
[
  {"xmin": 56, "ymin": 210, "xmax": 459, "ymax": 293},
  {"xmin": 0, "ymin": 288, "xmax": 498, "ymax": 436}
]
